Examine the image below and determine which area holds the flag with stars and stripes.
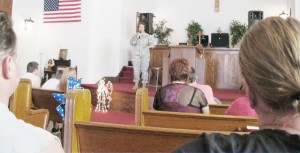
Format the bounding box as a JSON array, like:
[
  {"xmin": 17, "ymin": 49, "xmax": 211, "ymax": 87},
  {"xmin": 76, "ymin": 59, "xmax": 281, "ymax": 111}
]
[
  {"xmin": 52, "ymin": 93, "xmax": 66, "ymax": 120},
  {"xmin": 44, "ymin": 0, "xmax": 81, "ymax": 23},
  {"xmin": 67, "ymin": 76, "xmax": 82, "ymax": 91}
]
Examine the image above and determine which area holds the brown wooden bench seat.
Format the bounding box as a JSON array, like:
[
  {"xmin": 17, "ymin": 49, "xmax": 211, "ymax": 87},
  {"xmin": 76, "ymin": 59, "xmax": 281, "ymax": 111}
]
[
  {"xmin": 32, "ymin": 88, "xmax": 64, "ymax": 123},
  {"xmin": 75, "ymin": 121, "xmax": 200, "ymax": 152},
  {"xmin": 209, "ymin": 103, "xmax": 230, "ymax": 115},
  {"xmin": 135, "ymin": 88, "xmax": 258, "ymax": 132},
  {"xmin": 10, "ymin": 79, "xmax": 49, "ymax": 129}
]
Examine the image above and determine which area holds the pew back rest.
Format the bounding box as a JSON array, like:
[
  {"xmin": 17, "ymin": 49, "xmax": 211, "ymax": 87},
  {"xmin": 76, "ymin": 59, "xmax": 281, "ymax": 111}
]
[
  {"xmin": 10, "ymin": 79, "xmax": 49, "ymax": 129},
  {"xmin": 143, "ymin": 110, "xmax": 258, "ymax": 132},
  {"xmin": 75, "ymin": 121, "xmax": 204, "ymax": 153},
  {"xmin": 64, "ymin": 89, "xmax": 92, "ymax": 153},
  {"xmin": 135, "ymin": 88, "xmax": 258, "ymax": 132},
  {"xmin": 32, "ymin": 88, "xmax": 64, "ymax": 122},
  {"xmin": 209, "ymin": 104, "xmax": 230, "ymax": 115}
]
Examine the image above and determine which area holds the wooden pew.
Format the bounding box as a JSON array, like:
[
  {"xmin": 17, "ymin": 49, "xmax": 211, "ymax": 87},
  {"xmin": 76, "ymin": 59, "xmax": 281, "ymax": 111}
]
[
  {"xmin": 75, "ymin": 122, "xmax": 202, "ymax": 152},
  {"xmin": 209, "ymin": 104, "xmax": 230, "ymax": 115},
  {"xmin": 32, "ymin": 88, "xmax": 64, "ymax": 123},
  {"xmin": 9, "ymin": 79, "xmax": 49, "ymax": 129},
  {"xmin": 64, "ymin": 89, "xmax": 240, "ymax": 153},
  {"xmin": 135, "ymin": 88, "xmax": 258, "ymax": 132}
]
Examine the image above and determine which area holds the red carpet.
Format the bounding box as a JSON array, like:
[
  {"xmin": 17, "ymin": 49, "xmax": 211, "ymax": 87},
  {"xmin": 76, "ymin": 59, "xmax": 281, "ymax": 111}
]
[{"xmin": 91, "ymin": 109, "xmax": 135, "ymax": 125}]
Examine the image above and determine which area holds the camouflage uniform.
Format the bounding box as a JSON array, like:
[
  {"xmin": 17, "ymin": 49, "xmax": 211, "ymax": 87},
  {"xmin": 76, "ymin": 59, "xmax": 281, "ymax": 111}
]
[{"xmin": 130, "ymin": 32, "xmax": 154, "ymax": 84}]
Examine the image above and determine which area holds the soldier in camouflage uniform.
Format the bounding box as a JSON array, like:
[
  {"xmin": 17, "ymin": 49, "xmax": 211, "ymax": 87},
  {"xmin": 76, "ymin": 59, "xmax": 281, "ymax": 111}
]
[{"xmin": 130, "ymin": 22, "xmax": 154, "ymax": 90}]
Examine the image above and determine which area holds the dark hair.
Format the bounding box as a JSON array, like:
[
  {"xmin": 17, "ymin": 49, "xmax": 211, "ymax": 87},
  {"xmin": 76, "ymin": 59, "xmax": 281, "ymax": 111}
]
[
  {"xmin": 169, "ymin": 58, "xmax": 190, "ymax": 82},
  {"xmin": 0, "ymin": 11, "xmax": 16, "ymax": 56},
  {"xmin": 138, "ymin": 21, "xmax": 146, "ymax": 27},
  {"xmin": 55, "ymin": 69, "xmax": 63, "ymax": 79},
  {"xmin": 27, "ymin": 61, "xmax": 39, "ymax": 73},
  {"xmin": 188, "ymin": 67, "xmax": 197, "ymax": 83}
]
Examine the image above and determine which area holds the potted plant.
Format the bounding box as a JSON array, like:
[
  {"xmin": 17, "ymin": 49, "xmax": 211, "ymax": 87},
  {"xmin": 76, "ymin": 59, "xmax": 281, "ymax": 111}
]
[
  {"xmin": 229, "ymin": 20, "xmax": 247, "ymax": 48},
  {"xmin": 186, "ymin": 20, "xmax": 203, "ymax": 46},
  {"xmin": 154, "ymin": 20, "xmax": 173, "ymax": 45}
]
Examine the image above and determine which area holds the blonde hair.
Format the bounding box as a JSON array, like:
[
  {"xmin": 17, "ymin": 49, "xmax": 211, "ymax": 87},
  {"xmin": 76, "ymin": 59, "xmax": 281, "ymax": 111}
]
[
  {"xmin": 58, "ymin": 67, "xmax": 77, "ymax": 93},
  {"xmin": 240, "ymin": 17, "xmax": 300, "ymax": 113}
]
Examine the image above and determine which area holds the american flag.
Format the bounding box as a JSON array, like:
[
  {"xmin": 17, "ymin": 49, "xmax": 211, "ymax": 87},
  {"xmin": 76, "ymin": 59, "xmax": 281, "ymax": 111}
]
[
  {"xmin": 44, "ymin": 0, "xmax": 81, "ymax": 23},
  {"xmin": 52, "ymin": 93, "xmax": 66, "ymax": 120}
]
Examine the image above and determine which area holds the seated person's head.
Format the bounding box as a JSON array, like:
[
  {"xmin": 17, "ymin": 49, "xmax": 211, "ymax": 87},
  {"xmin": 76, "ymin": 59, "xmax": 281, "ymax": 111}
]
[
  {"xmin": 169, "ymin": 58, "xmax": 190, "ymax": 83},
  {"xmin": 55, "ymin": 69, "xmax": 63, "ymax": 80},
  {"xmin": 240, "ymin": 17, "xmax": 300, "ymax": 116},
  {"xmin": 0, "ymin": 12, "xmax": 18, "ymax": 100},
  {"xmin": 58, "ymin": 67, "xmax": 77, "ymax": 92},
  {"xmin": 26, "ymin": 61, "xmax": 39, "ymax": 76},
  {"xmin": 188, "ymin": 67, "xmax": 197, "ymax": 84}
]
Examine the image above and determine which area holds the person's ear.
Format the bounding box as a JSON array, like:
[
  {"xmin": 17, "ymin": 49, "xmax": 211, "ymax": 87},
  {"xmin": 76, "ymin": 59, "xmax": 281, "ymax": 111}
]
[
  {"xmin": 243, "ymin": 79, "xmax": 257, "ymax": 109},
  {"xmin": 2, "ymin": 56, "xmax": 12, "ymax": 79}
]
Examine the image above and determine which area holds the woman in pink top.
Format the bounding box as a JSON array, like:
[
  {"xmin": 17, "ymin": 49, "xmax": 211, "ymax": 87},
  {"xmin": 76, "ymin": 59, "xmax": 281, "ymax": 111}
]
[{"xmin": 225, "ymin": 96, "xmax": 257, "ymax": 116}]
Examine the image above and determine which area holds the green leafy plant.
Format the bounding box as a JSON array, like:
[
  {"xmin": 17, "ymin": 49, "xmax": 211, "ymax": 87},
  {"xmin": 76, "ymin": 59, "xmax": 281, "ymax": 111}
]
[
  {"xmin": 186, "ymin": 20, "xmax": 203, "ymax": 45},
  {"xmin": 229, "ymin": 20, "xmax": 247, "ymax": 47},
  {"xmin": 154, "ymin": 20, "xmax": 173, "ymax": 45}
]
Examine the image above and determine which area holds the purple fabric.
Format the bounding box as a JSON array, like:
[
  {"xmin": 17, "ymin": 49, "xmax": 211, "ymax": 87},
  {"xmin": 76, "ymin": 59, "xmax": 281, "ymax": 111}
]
[
  {"xmin": 153, "ymin": 83, "xmax": 207, "ymax": 113},
  {"xmin": 159, "ymin": 102, "xmax": 200, "ymax": 113}
]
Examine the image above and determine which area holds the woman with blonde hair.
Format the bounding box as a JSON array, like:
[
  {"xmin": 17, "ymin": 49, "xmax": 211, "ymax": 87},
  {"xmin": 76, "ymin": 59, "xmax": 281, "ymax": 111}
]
[
  {"xmin": 58, "ymin": 67, "xmax": 77, "ymax": 93},
  {"xmin": 174, "ymin": 17, "xmax": 300, "ymax": 152}
]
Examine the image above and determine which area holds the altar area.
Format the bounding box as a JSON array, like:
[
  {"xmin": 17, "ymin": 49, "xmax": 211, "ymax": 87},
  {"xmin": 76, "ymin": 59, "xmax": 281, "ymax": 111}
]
[{"xmin": 150, "ymin": 46, "xmax": 242, "ymax": 89}]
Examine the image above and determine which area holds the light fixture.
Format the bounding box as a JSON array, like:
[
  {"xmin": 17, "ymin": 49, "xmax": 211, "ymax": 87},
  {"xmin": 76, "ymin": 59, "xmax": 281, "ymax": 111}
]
[
  {"xmin": 24, "ymin": 17, "xmax": 34, "ymax": 31},
  {"xmin": 279, "ymin": 11, "xmax": 289, "ymax": 19}
]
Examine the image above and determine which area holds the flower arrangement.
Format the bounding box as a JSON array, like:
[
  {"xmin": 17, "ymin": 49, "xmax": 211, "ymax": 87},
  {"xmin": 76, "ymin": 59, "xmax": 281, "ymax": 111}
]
[
  {"xmin": 229, "ymin": 20, "xmax": 247, "ymax": 48},
  {"xmin": 154, "ymin": 20, "xmax": 173, "ymax": 45}
]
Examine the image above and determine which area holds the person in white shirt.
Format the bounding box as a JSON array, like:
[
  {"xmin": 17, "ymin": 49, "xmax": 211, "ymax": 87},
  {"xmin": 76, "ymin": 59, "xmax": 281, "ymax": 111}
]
[
  {"xmin": 0, "ymin": 11, "xmax": 64, "ymax": 153},
  {"xmin": 22, "ymin": 61, "xmax": 41, "ymax": 88},
  {"xmin": 42, "ymin": 69, "xmax": 63, "ymax": 90},
  {"xmin": 42, "ymin": 69, "xmax": 64, "ymax": 134}
]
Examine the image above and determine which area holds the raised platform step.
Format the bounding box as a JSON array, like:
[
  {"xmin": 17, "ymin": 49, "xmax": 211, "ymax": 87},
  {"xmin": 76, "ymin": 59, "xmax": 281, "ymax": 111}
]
[
  {"xmin": 119, "ymin": 77, "xmax": 134, "ymax": 84},
  {"xmin": 121, "ymin": 71, "xmax": 134, "ymax": 78},
  {"xmin": 124, "ymin": 66, "xmax": 133, "ymax": 72},
  {"xmin": 82, "ymin": 83, "xmax": 157, "ymax": 114}
]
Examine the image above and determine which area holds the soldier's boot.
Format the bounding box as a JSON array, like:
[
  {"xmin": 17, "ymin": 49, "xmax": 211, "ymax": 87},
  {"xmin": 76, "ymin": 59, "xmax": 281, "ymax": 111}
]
[
  {"xmin": 142, "ymin": 83, "xmax": 147, "ymax": 88},
  {"xmin": 132, "ymin": 81, "xmax": 139, "ymax": 90}
]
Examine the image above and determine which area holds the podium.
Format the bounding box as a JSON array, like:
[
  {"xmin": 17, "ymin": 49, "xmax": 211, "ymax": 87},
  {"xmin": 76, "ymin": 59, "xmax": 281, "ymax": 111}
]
[
  {"xmin": 161, "ymin": 46, "xmax": 241, "ymax": 89},
  {"xmin": 162, "ymin": 46, "xmax": 200, "ymax": 85}
]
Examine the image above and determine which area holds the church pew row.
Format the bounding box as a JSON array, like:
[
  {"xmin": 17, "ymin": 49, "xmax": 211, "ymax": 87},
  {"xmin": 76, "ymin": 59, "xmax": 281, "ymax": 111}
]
[
  {"xmin": 135, "ymin": 88, "xmax": 258, "ymax": 132},
  {"xmin": 76, "ymin": 122, "xmax": 205, "ymax": 152},
  {"xmin": 65, "ymin": 89, "xmax": 245, "ymax": 153},
  {"xmin": 209, "ymin": 103, "xmax": 230, "ymax": 115},
  {"xmin": 32, "ymin": 88, "xmax": 64, "ymax": 123}
]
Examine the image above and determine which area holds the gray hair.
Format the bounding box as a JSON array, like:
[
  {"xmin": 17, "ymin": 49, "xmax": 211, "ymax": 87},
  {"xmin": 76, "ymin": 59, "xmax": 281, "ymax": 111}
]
[{"xmin": 0, "ymin": 11, "xmax": 16, "ymax": 57}]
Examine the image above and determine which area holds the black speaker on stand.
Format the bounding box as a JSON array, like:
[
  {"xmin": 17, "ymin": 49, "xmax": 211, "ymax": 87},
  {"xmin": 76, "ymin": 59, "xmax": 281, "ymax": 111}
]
[
  {"xmin": 139, "ymin": 13, "xmax": 154, "ymax": 35},
  {"xmin": 248, "ymin": 11, "xmax": 263, "ymax": 29}
]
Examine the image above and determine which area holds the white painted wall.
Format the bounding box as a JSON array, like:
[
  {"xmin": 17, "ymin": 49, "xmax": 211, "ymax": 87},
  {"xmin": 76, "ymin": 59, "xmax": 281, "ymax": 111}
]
[
  {"xmin": 12, "ymin": 0, "xmax": 288, "ymax": 83},
  {"xmin": 294, "ymin": 0, "xmax": 300, "ymax": 21}
]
